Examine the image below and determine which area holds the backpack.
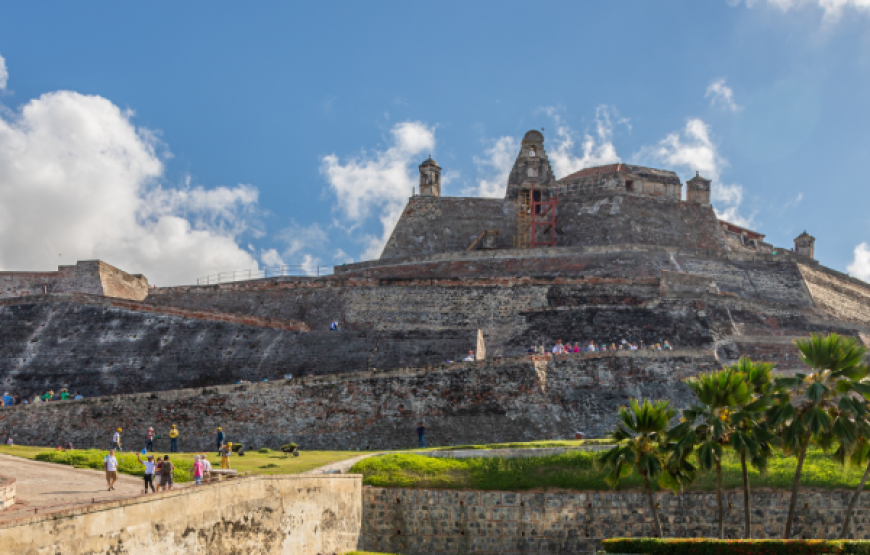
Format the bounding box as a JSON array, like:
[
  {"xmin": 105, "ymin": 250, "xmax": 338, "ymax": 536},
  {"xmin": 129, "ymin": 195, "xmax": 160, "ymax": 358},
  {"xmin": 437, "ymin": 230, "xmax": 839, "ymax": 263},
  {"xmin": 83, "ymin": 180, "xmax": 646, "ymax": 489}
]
[{"xmin": 161, "ymin": 461, "xmax": 173, "ymax": 476}]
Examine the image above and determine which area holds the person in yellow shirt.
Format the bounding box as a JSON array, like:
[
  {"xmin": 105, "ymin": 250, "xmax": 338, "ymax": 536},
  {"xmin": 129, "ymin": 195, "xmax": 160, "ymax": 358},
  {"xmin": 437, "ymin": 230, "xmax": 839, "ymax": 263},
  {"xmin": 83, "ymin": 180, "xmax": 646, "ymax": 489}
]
[
  {"xmin": 221, "ymin": 442, "xmax": 232, "ymax": 469},
  {"xmin": 169, "ymin": 424, "xmax": 179, "ymax": 453}
]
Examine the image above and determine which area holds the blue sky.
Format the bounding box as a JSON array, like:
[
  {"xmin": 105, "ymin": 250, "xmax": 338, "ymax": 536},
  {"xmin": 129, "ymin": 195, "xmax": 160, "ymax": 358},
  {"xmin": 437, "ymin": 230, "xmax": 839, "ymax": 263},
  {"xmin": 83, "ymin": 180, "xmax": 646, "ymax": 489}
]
[{"xmin": 0, "ymin": 1, "xmax": 869, "ymax": 285}]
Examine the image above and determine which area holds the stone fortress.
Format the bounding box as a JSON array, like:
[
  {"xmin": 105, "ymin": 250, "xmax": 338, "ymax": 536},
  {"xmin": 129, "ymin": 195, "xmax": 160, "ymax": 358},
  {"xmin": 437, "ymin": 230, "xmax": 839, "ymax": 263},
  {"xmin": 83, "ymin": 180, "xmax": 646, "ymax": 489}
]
[{"xmin": 1, "ymin": 129, "xmax": 869, "ymax": 451}]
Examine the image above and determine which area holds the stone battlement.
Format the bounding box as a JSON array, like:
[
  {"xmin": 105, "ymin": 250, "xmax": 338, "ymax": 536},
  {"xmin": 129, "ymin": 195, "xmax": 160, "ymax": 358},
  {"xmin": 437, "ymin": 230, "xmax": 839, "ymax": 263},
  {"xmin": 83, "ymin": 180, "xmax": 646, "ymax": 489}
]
[{"xmin": 0, "ymin": 260, "xmax": 149, "ymax": 301}]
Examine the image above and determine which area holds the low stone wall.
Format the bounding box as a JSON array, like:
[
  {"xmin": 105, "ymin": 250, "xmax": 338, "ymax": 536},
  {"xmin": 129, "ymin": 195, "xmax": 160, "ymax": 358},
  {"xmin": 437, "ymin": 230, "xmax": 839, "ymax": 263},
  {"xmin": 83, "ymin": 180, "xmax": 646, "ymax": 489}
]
[
  {"xmin": 362, "ymin": 487, "xmax": 870, "ymax": 554},
  {"xmin": 0, "ymin": 476, "xmax": 14, "ymax": 510},
  {"xmin": 0, "ymin": 474, "xmax": 361, "ymax": 554},
  {"xmin": 0, "ymin": 351, "xmax": 718, "ymax": 450}
]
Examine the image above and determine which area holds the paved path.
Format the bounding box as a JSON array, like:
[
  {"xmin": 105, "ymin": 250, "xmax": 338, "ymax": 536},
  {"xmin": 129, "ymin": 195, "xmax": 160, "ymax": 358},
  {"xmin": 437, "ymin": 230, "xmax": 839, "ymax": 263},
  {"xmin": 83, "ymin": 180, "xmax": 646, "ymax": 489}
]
[{"xmin": 0, "ymin": 454, "xmax": 152, "ymax": 521}]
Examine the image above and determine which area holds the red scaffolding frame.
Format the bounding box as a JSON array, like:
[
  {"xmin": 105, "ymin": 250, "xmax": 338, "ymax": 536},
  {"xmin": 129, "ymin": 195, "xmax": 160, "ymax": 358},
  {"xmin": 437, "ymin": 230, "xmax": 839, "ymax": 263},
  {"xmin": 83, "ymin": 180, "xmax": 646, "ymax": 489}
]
[{"xmin": 516, "ymin": 185, "xmax": 557, "ymax": 249}]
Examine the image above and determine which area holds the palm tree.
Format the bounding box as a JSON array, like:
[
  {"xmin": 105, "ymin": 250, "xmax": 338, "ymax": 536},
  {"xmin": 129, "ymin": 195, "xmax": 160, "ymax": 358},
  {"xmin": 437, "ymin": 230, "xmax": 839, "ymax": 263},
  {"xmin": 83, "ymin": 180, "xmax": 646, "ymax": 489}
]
[
  {"xmin": 767, "ymin": 333, "xmax": 869, "ymax": 539},
  {"xmin": 835, "ymin": 396, "xmax": 870, "ymax": 539},
  {"xmin": 597, "ymin": 399, "xmax": 677, "ymax": 538},
  {"xmin": 675, "ymin": 368, "xmax": 752, "ymax": 539},
  {"xmin": 726, "ymin": 357, "xmax": 777, "ymax": 539}
]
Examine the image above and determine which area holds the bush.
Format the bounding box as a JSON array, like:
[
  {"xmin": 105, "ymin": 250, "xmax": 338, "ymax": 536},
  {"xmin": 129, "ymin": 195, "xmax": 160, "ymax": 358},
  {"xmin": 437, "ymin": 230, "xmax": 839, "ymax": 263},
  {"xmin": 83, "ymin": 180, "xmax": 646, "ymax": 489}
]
[
  {"xmin": 281, "ymin": 443, "xmax": 298, "ymax": 453},
  {"xmin": 602, "ymin": 538, "xmax": 870, "ymax": 554},
  {"xmin": 35, "ymin": 449, "xmax": 193, "ymax": 483},
  {"xmin": 257, "ymin": 448, "xmax": 271, "ymax": 454}
]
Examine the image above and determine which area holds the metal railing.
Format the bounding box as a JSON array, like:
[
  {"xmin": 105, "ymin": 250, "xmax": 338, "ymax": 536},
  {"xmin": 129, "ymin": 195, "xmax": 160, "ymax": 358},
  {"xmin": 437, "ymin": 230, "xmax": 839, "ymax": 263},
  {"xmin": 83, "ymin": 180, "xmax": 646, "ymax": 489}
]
[{"xmin": 197, "ymin": 265, "xmax": 333, "ymax": 285}]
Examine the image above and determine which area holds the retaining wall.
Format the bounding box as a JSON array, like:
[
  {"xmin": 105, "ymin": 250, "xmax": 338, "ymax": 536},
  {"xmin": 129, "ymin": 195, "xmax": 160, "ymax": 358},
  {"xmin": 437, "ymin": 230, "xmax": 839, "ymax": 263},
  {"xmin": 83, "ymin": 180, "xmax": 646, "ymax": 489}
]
[
  {"xmin": 363, "ymin": 486, "xmax": 870, "ymax": 554},
  {"xmin": 0, "ymin": 476, "xmax": 14, "ymax": 510},
  {"xmin": 0, "ymin": 474, "xmax": 361, "ymax": 554},
  {"xmin": 0, "ymin": 351, "xmax": 719, "ymax": 451}
]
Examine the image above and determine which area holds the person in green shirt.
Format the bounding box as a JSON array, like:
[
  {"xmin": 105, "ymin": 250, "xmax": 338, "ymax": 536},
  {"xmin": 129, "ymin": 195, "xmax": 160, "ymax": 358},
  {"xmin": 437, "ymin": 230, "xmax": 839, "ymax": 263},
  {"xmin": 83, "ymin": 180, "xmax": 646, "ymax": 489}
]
[
  {"xmin": 41, "ymin": 390, "xmax": 54, "ymax": 402},
  {"xmin": 59, "ymin": 389, "xmax": 70, "ymax": 401}
]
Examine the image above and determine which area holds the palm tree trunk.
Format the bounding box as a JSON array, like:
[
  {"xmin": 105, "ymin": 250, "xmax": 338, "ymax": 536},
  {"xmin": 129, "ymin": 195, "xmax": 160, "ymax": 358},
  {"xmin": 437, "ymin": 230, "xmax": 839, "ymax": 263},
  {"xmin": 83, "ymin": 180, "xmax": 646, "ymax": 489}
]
[
  {"xmin": 784, "ymin": 436, "xmax": 811, "ymax": 539},
  {"xmin": 741, "ymin": 451, "xmax": 752, "ymax": 539},
  {"xmin": 716, "ymin": 458, "xmax": 724, "ymax": 539},
  {"xmin": 643, "ymin": 474, "xmax": 663, "ymax": 538},
  {"xmin": 840, "ymin": 456, "xmax": 870, "ymax": 539}
]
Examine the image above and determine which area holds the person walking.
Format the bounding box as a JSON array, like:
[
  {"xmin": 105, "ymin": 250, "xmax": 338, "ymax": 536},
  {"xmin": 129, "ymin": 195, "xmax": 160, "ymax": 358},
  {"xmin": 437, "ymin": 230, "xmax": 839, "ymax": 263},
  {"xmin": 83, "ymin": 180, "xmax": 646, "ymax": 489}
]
[
  {"xmin": 416, "ymin": 422, "xmax": 426, "ymax": 448},
  {"xmin": 200, "ymin": 452, "xmax": 213, "ymax": 483},
  {"xmin": 104, "ymin": 449, "xmax": 119, "ymax": 491},
  {"xmin": 192, "ymin": 455, "xmax": 204, "ymax": 485},
  {"xmin": 215, "ymin": 427, "xmax": 225, "ymax": 455},
  {"xmin": 136, "ymin": 452, "xmax": 157, "ymax": 493},
  {"xmin": 159, "ymin": 455, "xmax": 174, "ymax": 491},
  {"xmin": 169, "ymin": 424, "xmax": 179, "ymax": 453},
  {"xmin": 145, "ymin": 427, "xmax": 154, "ymax": 452},
  {"xmin": 112, "ymin": 428, "xmax": 122, "ymax": 451},
  {"xmin": 220, "ymin": 443, "xmax": 232, "ymax": 469}
]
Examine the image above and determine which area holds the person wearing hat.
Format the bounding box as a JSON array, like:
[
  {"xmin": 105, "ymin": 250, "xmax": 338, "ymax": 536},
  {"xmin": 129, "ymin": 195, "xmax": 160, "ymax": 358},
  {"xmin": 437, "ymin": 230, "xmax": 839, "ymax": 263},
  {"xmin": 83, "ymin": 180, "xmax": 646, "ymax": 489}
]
[
  {"xmin": 136, "ymin": 451, "xmax": 157, "ymax": 493},
  {"xmin": 215, "ymin": 427, "xmax": 225, "ymax": 455},
  {"xmin": 169, "ymin": 424, "xmax": 179, "ymax": 453},
  {"xmin": 112, "ymin": 428, "xmax": 122, "ymax": 451},
  {"xmin": 145, "ymin": 427, "xmax": 154, "ymax": 452},
  {"xmin": 41, "ymin": 390, "xmax": 54, "ymax": 402},
  {"xmin": 220, "ymin": 442, "xmax": 232, "ymax": 469}
]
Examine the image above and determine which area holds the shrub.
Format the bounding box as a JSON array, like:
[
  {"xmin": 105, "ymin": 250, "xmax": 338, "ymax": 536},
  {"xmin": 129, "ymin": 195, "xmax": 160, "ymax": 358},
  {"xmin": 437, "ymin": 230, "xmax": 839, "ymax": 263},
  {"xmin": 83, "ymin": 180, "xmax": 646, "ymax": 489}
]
[
  {"xmin": 602, "ymin": 538, "xmax": 870, "ymax": 554},
  {"xmin": 281, "ymin": 443, "xmax": 298, "ymax": 452},
  {"xmin": 257, "ymin": 448, "xmax": 271, "ymax": 454}
]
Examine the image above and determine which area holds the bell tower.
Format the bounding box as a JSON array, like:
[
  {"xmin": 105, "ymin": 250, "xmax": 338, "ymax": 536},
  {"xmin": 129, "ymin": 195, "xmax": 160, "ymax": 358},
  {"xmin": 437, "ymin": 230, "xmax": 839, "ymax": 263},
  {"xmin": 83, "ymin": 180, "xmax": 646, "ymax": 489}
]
[
  {"xmin": 794, "ymin": 231, "xmax": 815, "ymax": 259},
  {"xmin": 419, "ymin": 156, "xmax": 441, "ymax": 197},
  {"xmin": 505, "ymin": 130, "xmax": 556, "ymax": 200}
]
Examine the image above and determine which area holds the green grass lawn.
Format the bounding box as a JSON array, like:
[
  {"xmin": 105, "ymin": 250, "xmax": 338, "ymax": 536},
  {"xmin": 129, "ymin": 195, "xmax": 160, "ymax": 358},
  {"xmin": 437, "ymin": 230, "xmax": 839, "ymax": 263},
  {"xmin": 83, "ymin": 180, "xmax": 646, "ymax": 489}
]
[
  {"xmin": 0, "ymin": 445, "xmax": 364, "ymax": 482},
  {"xmin": 432, "ymin": 439, "xmax": 614, "ymax": 451},
  {"xmin": 351, "ymin": 447, "xmax": 870, "ymax": 492}
]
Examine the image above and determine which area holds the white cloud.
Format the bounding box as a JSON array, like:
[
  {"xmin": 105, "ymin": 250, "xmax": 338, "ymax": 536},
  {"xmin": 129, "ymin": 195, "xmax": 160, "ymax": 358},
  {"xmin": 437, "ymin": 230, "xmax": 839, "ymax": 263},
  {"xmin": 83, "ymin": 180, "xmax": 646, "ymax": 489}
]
[
  {"xmin": 636, "ymin": 118, "xmax": 753, "ymax": 227},
  {"xmin": 333, "ymin": 248, "xmax": 354, "ymax": 264},
  {"xmin": 471, "ymin": 136, "xmax": 519, "ymax": 198},
  {"xmin": 300, "ymin": 254, "xmax": 322, "ymax": 277},
  {"xmin": 260, "ymin": 248, "xmax": 284, "ymax": 267},
  {"xmin": 543, "ymin": 105, "xmax": 623, "ymax": 178},
  {"xmin": 273, "ymin": 221, "xmax": 328, "ymax": 258},
  {"xmin": 320, "ymin": 121, "xmax": 434, "ymax": 260},
  {"xmin": 0, "ymin": 54, "xmax": 7, "ymax": 91},
  {"xmin": 847, "ymin": 243, "xmax": 870, "ymax": 281},
  {"xmin": 706, "ymin": 79, "xmax": 742, "ymax": 112},
  {"xmin": 0, "ymin": 76, "xmax": 260, "ymax": 285},
  {"xmin": 732, "ymin": 0, "xmax": 870, "ymax": 20}
]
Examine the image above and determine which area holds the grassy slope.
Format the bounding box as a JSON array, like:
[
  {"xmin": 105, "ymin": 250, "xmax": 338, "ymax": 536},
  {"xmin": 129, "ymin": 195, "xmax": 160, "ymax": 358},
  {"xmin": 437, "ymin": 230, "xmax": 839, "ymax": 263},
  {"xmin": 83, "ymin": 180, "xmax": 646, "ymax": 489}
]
[
  {"xmin": 0, "ymin": 445, "xmax": 363, "ymax": 482},
  {"xmin": 351, "ymin": 447, "xmax": 870, "ymax": 492}
]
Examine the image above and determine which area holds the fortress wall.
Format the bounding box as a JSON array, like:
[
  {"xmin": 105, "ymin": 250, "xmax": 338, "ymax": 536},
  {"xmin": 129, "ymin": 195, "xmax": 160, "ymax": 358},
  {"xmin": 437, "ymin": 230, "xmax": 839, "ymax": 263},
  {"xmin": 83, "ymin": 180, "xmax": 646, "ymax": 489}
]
[
  {"xmin": 381, "ymin": 196, "xmax": 516, "ymax": 260},
  {"xmin": 798, "ymin": 263, "xmax": 870, "ymax": 327},
  {"xmin": 363, "ymin": 487, "xmax": 867, "ymax": 554},
  {"xmin": 679, "ymin": 257, "xmax": 814, "ymax": 306},
  {"xmin": 0, "ymin": 351, "xmax": 718, "ymax": 450},
  {"xmin": 0, "ymin": 474, "xmax": 361, "ymax": 555},
  {"xmin": 0, "ymin": 299, "xmax": 478, "ymax": 397},
  {"xmin": 555, "ymin": 195, "xmax": 730, "ymax": 251},
  {"xmin": 0, "ymin": 261, "xmax": 149, "ymax": 301}
]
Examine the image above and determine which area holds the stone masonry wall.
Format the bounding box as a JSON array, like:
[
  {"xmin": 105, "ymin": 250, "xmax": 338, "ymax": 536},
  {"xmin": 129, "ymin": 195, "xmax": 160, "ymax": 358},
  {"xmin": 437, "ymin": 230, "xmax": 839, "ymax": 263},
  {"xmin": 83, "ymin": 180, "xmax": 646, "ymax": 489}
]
[
  {"xmin": 798, "ymin": 263, "xmax": 870, "ymax": 327},
  {"xmin": 0, "ymin": 351, "xmax": 719, "ymax": 451},
  {"xmin": 0, "ymin": 297, "xmax": 479, "ymax": 398},
  {"xmin": 0, "ymin": 260, "xmax": 149, "ymax": 301},
  {"xmin": 0, "ymin": 476, "xmax": 15, "ymax": 510},
  {"xmin": 0, "ymin": 474, "xmax": 361, "ymax": 555},
  {"xmin": 363, "ymin": 487, "xmax": 870, "ymax": 554}
]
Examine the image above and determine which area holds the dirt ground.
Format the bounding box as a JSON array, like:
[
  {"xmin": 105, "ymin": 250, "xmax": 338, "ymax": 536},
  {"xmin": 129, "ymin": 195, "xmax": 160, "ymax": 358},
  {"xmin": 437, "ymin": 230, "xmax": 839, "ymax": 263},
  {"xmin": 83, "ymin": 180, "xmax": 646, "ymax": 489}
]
[{"xmin": 0, "ymin": 453, "xmax": 158, "ymax": 521}]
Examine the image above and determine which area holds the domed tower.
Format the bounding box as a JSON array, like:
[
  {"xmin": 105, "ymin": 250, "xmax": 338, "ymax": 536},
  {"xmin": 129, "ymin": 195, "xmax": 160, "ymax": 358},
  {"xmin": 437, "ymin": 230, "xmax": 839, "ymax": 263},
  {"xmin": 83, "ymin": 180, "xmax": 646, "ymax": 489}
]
[
  {"xmin": 505, "ymin": 130, "xmax": 556, "ymax": 200},
  {"xmin": 686, "ymin": 171, "xmax": 712, "ymax": 206},
  {"xmin": 419, "ymin": 156, "xmax": 441, "ymax": 197},
  {"xmin": 794, "ymin": 231, "xmax": 815, "ymax": 259}
]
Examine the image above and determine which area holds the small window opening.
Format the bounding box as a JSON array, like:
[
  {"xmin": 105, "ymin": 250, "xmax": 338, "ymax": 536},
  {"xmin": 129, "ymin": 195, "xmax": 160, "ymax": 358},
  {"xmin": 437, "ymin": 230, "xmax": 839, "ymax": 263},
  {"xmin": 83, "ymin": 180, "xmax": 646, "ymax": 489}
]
[
  {"xmin": 625, "ymin": 180, "xmax": 634, "ymax": 192},
  {"xmin": 529, "ymin": 147, "xmax": 536, "ymax": 158}
]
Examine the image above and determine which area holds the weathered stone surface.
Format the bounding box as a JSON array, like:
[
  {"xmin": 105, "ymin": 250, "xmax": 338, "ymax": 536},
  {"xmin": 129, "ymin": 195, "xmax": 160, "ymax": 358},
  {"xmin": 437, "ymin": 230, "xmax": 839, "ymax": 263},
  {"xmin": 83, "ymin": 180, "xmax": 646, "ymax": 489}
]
[
  {"xmin": 0, "ymin": 351, "xmax": 718, "ymax": 450},
  {"xmin": 0, "ymin": 260, "xmax": 149, "ymax": 301},
  {"xmin": 0, "ymin": 474, "xmax": 361, "ymax": 555},
  {"xmin": 363, "ymin": 486, "xmax": 870, "ymax": 554}
]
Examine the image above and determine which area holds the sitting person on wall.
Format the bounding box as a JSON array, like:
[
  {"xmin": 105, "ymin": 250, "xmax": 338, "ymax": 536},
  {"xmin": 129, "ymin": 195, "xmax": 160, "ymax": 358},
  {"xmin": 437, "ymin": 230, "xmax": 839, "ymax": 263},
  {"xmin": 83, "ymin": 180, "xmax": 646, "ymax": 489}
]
[
  {"xmin": 587, "ymin": 341, "xmax": 596, "ymax": 352},
  {"xmin": 329, "ymin": 320, "xmax": 339, "ymax": 331},
  {"xmin": 464, "ymin": 350, "xmax": 475, "ymax": 361},
  {"xmin": 73, "ymin": 392, "xmax": 83, "ymax": 400},
  {"xmin": 41, "ymin": 390, "xmax": 54, "ymax": 402},
  {"xmin": 2, "ymin": 392, "xmax": 12, "ymax": 406},
  {"xmin": 610, "ymin": 343, "xmax": 617, "ymax": 351},
  {"xmin": 655, "ymin": 343, "xmax": 663, "ymax": 351},
  {"xmin": 552, "ymin": 339, "xmax": 565, "ymax": 354},
  {"xmin": 663, "ymin": 341, "xmax": 673, "ymax": 350},
  {"xmin": 573, "ymin": 343, "xmax": 581, "ymax": 353}
]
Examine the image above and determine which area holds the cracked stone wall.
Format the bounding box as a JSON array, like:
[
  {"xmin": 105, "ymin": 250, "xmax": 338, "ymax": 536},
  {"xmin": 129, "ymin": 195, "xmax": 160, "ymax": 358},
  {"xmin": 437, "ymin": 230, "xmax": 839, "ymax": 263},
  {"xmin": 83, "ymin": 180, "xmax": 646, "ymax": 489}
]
[
  {"xmin": 0, "ymin": 474, "xmax": 361, "ymax": 555},
  {"xmin": 0, "ymin": 351, "xmax": 719, "ymax": 450}
]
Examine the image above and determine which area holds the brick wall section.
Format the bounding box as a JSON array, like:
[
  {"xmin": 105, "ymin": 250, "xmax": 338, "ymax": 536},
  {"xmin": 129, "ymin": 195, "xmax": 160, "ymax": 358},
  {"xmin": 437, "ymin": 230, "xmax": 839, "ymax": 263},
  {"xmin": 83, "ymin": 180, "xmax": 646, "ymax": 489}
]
[
  {"xmin": 0, "ymin": 476, "xmax": 14, "ymax": 511},
  {"xmin": 0, "ymin": 260, "xmax": 149, "ymax": 301},
  {"xmin": 0, "ymin": 351, "xmax": 718, "ymax": 450},
  {"xmin": 798, "ymin": 263, "xmax": 870, "ymax": 327},
  {"xmin": 362, "ymin": 487, "xmax": 870, "ymax": 554},
  {"xmin": 0, "ymin": 298, "xmax": 480, "ymax": 397}
]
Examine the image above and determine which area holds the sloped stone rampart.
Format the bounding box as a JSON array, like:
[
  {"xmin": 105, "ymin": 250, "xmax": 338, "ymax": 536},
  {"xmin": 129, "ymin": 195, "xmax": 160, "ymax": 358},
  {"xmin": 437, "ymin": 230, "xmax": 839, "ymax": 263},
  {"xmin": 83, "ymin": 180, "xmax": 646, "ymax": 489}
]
[
  {"xmin": 0, "ymin": 351, "xmax": 718, "ymax": 450},
  {"xmin": 0, "ymin": 474, "xmax": 361, "ymax": 555},
  {"xmin": 0, "ymin": 298, "xmax": 480, "ymax": 397},
  {"xmin": 362, "ymin": 487, "xmax": 870, "ymax": 554},
  {"xmin": 0, "ymin": 260, "xmax": 149, "ymax": 301},
  {"xmin": 798, "ymin": 263, "xmax": 870, "ymax": 327}
]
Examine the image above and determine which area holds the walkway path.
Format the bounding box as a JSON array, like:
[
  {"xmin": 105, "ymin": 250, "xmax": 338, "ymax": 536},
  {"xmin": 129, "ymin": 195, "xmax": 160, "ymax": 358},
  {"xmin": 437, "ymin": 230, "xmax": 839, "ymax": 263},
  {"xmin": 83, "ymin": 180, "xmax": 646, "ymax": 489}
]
[{"xmin": 0, "ymin": 454, "xmax": 146, "ymax": 521}]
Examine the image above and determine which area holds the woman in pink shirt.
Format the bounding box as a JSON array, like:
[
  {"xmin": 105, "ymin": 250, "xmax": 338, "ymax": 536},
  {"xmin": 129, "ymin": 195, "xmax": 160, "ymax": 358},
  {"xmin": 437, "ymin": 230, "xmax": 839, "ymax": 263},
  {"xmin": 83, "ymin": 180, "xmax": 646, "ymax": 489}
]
[{"xmin": 192, "ymin": 455, "xmax": 204, "ymax": 485}]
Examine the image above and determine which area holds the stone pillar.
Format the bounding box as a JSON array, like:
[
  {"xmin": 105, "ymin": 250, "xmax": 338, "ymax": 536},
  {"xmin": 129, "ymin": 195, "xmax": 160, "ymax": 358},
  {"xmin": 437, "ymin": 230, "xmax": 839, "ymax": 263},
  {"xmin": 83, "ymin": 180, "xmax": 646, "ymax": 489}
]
[{"xmin": 686, "ymin": 172, "xmax": 712, "ymax": 206}]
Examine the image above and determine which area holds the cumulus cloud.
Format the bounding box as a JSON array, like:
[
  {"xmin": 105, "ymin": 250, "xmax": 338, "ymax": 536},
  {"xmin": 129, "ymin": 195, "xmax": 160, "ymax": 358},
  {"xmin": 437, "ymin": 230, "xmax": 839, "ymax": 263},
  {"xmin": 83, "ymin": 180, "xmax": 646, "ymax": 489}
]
[
  {"xmin": 635, "ymin": 118, "xmax": 753, "ymax": 227},
  {"xmin": 706, "ymin": 79, "xmax": 741, "ymax": 112},
  {"xmin": 259, "ymin": 220, "xmax": 330, "ymax": 275},
  {"xmin": 847, "ymin": 243, "xmax": 870, "ymax": 281},
  {"xmin": 543, "ymin": 105, "xmax": 623, "ymax": 178},
  {"xmin": 0, "ymin": 68, "xmax": 260, "ymax": 285},
  {"xmin": 320, "ymin": 121, "xmax": 434, "ymax": 259},
  {"xmin": 471, "ymin": 136, "xmax": 519, "ymax": 198},
  {"xmin": 731, "ymin": 0, "xmax": 870, "ymax": 20},
  {"xmin": 0, "ymin": 54, "xmax": 7, "ymax": 91}
]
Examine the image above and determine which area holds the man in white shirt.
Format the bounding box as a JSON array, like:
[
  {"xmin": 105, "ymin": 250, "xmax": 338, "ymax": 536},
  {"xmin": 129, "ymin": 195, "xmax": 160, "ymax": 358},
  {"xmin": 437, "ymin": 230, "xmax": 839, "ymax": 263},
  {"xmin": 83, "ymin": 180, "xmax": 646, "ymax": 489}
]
[
  {"xmin": 552, "ymin": 339, "xmax": 565, "ymax": 354},
  {"xmin": 463, "ymin": 351, "xmax": 475, "ymax": 361},
  {"xmin": 136, "ymin": 452, "xmax": 156, "ymax": 493},
  {"xmin": 200, "ymin": 452, "xmax": 213, "ymax": 483},
  {"xmin": 104, "ymin": 449, "xmax": 119, "ymax": 491}
]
